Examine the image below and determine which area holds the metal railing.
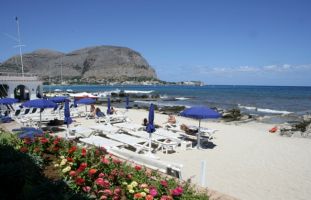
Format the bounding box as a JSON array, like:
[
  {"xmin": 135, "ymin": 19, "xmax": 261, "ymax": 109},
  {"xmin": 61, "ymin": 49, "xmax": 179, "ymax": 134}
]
[{"xmin": 0, "ymin": 72, "xmax": 38, "ymax": 77}]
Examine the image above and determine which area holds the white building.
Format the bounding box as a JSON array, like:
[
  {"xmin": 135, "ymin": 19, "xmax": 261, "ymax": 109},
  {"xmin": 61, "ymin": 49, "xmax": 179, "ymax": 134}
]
[{"xmin": 0, "ymin": 72, "xmax": 43, "ymax": 100}]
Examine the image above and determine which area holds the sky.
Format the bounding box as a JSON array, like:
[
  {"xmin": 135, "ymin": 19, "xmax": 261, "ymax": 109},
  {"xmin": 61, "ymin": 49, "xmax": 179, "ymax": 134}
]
[{"xmin": 1, "ymin": 0, "xmax": 311, "ymax": 86}]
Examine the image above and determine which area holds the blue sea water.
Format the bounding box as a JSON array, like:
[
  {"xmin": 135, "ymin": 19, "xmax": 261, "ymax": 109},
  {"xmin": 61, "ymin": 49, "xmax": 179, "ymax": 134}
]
[{"xmin": 44, "ymin": 85, "xmax": 311, "ymax": 116}]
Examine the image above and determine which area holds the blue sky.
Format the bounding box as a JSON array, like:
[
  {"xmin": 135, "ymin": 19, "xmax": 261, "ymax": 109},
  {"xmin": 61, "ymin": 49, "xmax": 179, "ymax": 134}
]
[{"xmin": 1, "ymin": 0, "xmax": 311, "ymax": 86}]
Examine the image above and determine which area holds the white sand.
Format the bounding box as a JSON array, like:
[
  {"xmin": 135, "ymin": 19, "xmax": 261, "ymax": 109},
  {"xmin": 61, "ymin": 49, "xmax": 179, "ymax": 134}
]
[
  {"xmin": 118, "ymin": 108, "xmax": 311, "ymax": 200},
  {"xmin": 59, "ymin": 106, "xmax": 311, "ymax": 200}
]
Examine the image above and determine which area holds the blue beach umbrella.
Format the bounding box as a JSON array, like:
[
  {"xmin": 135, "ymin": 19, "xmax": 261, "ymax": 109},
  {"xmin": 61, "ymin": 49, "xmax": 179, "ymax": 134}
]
[
  {"xmin": 107, "ymin": 96, "xmax": 111, "ymax": 115},
  {"xmin": 181, "ymin": 106, "xmax": 221, "ymax": 149},
  {"xmin": 21, "ymin": 99, "xmax": 57, "ymax": 128},
  {"xmin": 73, "ymin": 98, "xmax": 78, "ymax": 108},
  {"xmin": 0, "ymin": 98, "xmax": 19, "ymax": 105},
  {"xmin": 76, "ymin": 98, "xmax": 96, "ymax": 105},
  {"xmin": 49, "ymin": 96, "xmax": 68, "ymax": 103},
  {"xmin": 64, "ymin": 99, "xmax": 72, "ymax": 138},
  {"xmin": 146, "ymin": 104, "xmax": 155, "ymax": 156},
  {"xmin": 125, "ymin": 96, "xmax": 130, "ymax": 109}
]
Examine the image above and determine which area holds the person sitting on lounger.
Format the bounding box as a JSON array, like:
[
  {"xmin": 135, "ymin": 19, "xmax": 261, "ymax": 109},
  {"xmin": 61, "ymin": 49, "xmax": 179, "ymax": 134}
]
[
  {"xmin": 167, "ymin": 114, "xmax": 176, "ymax": 125},
  {"xmin": 180, "ymin": 124, "xmax": 198, "ymax": 135},
  {"xmin": 95, "ymin": 107, "xmax": 105, "ymax": 117},
  {"xmin": 110, "ymin": 107, "xmax": 117, "ymax": 114},
  {"xmin": 143, "ymin": 118, "xmax": 148, "ymax": 126}
]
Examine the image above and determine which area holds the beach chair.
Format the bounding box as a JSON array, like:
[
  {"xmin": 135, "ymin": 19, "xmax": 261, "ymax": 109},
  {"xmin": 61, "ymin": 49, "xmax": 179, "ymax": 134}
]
[
  {"xmin": 79, "ymin": 135, "xmax": 123, "ymax": 149},
  {"xmin": 107, "ymin": 133, "xmax": 150, "ymax": 154},
  {"xmin": 69, "ymin": 126, "xmax": 96, "ymax": 138},
  {"xmin": 114, "ymin": 122, "xmax": 144, "ymax": 132},
  {"xmin": 126, "ymin": 130, "xmax": 179, "ymax": 154},
  {"xmin": 91, "ymin": 124, "xmax": 122, "ymax": 135}
]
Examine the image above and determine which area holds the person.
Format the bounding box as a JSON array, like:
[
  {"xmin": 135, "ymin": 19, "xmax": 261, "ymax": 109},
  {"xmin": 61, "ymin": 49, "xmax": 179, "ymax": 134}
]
[
  {"xmin": 167, "ymin": 114, "xmax": 176, "ymax": 125},
  {"xmin": 180, "ymin": 124, "xmax": 197, "ymax": 135},
  {"xmin": 110, "ymin": 107, "xmax": 117, "ymax": 114},
  {"xmin": 143, "ymin": 118, "xmax": 148, "ymax": 126},
  {"xmin": 95, "ymin": 107, "xmax": 104, "ymax": 117},
  {"xmin": 89, "ymin": 104, "xmax": 96, "ymax": 118}
]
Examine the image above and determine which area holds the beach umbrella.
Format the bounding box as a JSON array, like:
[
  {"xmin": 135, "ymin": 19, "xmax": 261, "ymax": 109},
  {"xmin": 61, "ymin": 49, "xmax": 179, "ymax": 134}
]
[
  {"xmin": 64, "ymin": 99, "xmax": 72, "ymax": 139},
  {"xmin": 73, "ymin": 98, "xmax": 78, "ymax": 108},
  {"xmin": 0, "ymin": 98, "xmax": 19, "ymax": 105},
  {"xmin": 107, "ymin": 96, "xmax": 111, "ymax": 115},
  {"xmin": 76, "ymin": 98, "xmax": 96, "ymax": 112},
  {"xmin": 181, "ymin": 106, "xmax": 221, "ymax": 149},
  {"xmin": 49, "ymin": 96, "xmax": 68, "ymax": 103},
  {"xmin": 146, "ymin": 104, "xmax": 155, "ymax": 156},
  {"xmin": 21, "ymin": 99, "xmax": 57, "ymax": 128},
  {"xmin": 125, "ymin": 96, "xmax": 130, "ymax": 109}
]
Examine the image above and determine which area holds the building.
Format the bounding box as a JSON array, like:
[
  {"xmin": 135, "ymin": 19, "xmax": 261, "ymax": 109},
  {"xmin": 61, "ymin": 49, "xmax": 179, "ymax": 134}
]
[{"xmin": 0, "ymin": 72, "xmax": 43, "ymax": 100}]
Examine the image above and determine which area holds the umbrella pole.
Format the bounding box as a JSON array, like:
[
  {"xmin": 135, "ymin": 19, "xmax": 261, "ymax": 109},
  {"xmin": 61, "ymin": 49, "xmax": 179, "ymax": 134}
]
[
  {"xmin": 197, "ymin": 119, "xmax": 201, "ymax": 149},
  {"xmin": 149, "ymin": 132, "xmax": 152, "ymax": 155},
  {"xmin": 39, "ymin": 111, "xmax": 42, "ymax": 129},
  {"xmin": 66, "ymin": 124, "xmax": 69, "ymax": 139}
]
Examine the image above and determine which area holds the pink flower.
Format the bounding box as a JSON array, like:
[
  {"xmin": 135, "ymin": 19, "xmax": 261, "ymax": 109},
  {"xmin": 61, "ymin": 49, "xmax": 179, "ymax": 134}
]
[
  {"xmin": 160, "ymin": 196, "xmax": 173, "ymax": 200},
  {"xmin": 101, "ymin": 156, "xmax": 110, "ymax": 164},
  {"xmin": 113, "ymin": 187, "xmax": 121, "ymax": 195},
  {"xmin": 146, "ymin": 195, "xmax": 154, "ymax": 200},
  {"xmin": 149, "ymin": 187, "xmax": 158, "ymax": 197},
  {"xmin": 95, "ymin": 178, "xmax": 110, "ymax": 188},
  {"xmin": 82, "ymin": 186, "xmax": 91, "ymax": 193},
  {"xmin": 98, "ymin": 172, "xmax": 105, "ymax": 178},
  {"xmin": 69, "ymin": 171, "xmax": 76, "ymax": 177},
  {"xmin": 103, "ymin": 189, "xmax": 112, "ymax": 196},
  {"xmin": 100, "ymin": 195, "xmax": 108, "ymax": 200}
]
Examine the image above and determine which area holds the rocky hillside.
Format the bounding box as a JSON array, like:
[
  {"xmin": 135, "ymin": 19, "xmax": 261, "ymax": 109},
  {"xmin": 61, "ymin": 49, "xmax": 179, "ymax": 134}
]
[{"xmin": 0, "ymin": 46, "xmax": 157, "ymax": 83}]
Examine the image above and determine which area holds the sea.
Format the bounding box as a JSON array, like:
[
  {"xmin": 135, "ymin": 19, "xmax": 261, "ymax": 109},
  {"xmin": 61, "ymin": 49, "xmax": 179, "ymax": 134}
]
[{"xmin": 44, "ymin": 85, "xmax": 311, "ymax": 123}]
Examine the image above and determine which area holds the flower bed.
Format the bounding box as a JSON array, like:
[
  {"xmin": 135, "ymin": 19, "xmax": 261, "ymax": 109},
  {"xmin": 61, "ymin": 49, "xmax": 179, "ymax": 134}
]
[{"xmin": 13, "ymin": 131, "xmax": 209, "ymax": 200}]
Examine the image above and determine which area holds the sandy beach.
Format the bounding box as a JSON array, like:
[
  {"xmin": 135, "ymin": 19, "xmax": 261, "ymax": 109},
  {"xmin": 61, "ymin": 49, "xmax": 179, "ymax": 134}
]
[
  {"xmin": 3, "ymin": 106, "xmax": 311, "ymax": 200},
  {"xmin": 95, "ymin": 107, "xmax": 311, "ymax": 200}
]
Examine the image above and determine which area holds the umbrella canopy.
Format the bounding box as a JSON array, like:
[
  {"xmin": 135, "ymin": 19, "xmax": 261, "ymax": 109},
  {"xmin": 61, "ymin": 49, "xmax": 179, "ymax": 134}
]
[
  {"xmin": 76, "ymin": 98, "xmax": 96, "ymax": 105},
  {"xmin": 64, "ymin": 99, "xmax": 72, "ymax": 125},
  {"xmin": 0, "ymin": 98, "xmax": 19, "ymax": 105},
  {"xmin": 146, "ymin": 103, "xmax": 155, "ymax": 133},
  {"xmin": 181, "ymin": 106, "xmax": 221, "ymax": 149},
  {"xmin": 125, "ymin": 96, "xmax": 130, "ymax": 109},
  {"xmin": 107, "ymin": 97, "xmax": 111, "ymax": 115},
  {"xmin": 180, "ymin": 106, "xmax": 221, "ymax": 119},
  {"xmin": 22, "ymin": 99, "xmax": 57, "ymax": 109},
  {"xmin": 21, "ymin": 99, "xmax": 57, "ymax": 128},
  {"xmin": 49, "ymin": 96, "xmax": 68, "ymax": 103}
]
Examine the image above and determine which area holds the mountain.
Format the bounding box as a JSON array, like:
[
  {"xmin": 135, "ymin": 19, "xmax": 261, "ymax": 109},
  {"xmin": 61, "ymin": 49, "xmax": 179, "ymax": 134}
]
[{"xmin": 0, "ymin": 46, "xmax": 157, "ymax": 83}]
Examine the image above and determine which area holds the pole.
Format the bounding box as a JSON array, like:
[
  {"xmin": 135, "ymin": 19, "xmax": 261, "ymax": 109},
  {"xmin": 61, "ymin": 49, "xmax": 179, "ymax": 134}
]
[
  {"xmin": 197, "ymin": 119, "xmax": 201, "ymax": 149},
  {"xmin": 39, "ymin": 111, "xmax": 42, "ymax": 129},
  {"xmin": 16, "ymin": 17, "xmax": 24, "ymax": 77},
  {"xmin": 200, "ymin": 160, "xmax": 207, "ymax": 187}
]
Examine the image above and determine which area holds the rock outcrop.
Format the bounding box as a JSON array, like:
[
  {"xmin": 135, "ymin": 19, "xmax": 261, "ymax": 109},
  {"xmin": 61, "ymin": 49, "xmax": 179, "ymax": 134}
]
[{"xmin": 0, "ymin": 46, "xmax": 157, "ymax": 83}]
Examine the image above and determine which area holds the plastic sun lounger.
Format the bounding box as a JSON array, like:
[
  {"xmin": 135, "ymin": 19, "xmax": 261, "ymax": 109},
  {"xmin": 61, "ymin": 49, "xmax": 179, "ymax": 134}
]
[
  {"xmin": 127, "ymin": 130, "xmax": 179, "ymax": 154},
  {"xmin": 70, "ymin": 126, "xmax": 95, "ymax": 138},
  {"xmin": 107, "ymin": 133, "xmax": 149, "ymax": 153},
  {"xmin": 79, "ymin": 135, "xmax": 123, "ymax": 149},
  {"xmin": 91, "ymin": 124, "xmax": 121, "ymax": 135},
  {"xmin": 114, "ymin": 122, "xmax": 143, "ymax": 132}
]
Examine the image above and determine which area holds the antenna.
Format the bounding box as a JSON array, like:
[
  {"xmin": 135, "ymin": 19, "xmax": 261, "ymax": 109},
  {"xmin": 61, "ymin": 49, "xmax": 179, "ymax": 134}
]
[{"xmin": 15, "ymin": 17, "xmax": 25, "ymax": 77}]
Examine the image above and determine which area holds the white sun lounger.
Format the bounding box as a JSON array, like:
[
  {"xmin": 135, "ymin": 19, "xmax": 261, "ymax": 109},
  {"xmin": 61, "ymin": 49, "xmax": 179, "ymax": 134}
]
[
  {"xmin": 114, "ymin": 122, "xmax": 143, "ymax": 132},
  {"xmin": 127, "ymin": 130, "xmax": 179, "ymax": 154},
  {"xmin": 70, "ymin": 126, "xmax": 95, "ymax": 138},
  {"xmin": 107, "ymin": 133, "xmax": 149, "ymax": 153},
  {"xmin": 91, "ymin": 124, "xmax": 121, "ymax": 135},
  {"xmin": 79, "ymin": 135, "xmax": 123, "ymax": 149}
]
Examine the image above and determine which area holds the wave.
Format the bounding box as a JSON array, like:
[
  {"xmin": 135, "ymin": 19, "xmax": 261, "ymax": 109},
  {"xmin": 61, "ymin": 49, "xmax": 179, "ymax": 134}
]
[
  {"xmin": 238, "ymin": 105, "xmax": 292, "ymax": 114},
  {"xmin": 124, "ymin": 90, "xmax": 154, "ymax": 94},
  {"xmin": 134, "ymin": 100, "xmax": 189, "ymax": 108},
  {"xmin": 175, "ymin": 97, "xmax": 190, "ymax": 100}
]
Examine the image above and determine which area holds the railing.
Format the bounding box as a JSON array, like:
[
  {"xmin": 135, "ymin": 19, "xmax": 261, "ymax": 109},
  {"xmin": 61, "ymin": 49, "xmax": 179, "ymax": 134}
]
[{"xmin": 0, "ymin": 72, "xmax": 38, "ymax": 77}]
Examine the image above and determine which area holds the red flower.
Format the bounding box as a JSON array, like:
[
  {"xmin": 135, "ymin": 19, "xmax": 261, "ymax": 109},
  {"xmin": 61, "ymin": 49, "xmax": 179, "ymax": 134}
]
[
  {"xmin": 82, "ymin": 186, "xmax": 91, "ymax": 193},
  {"xmin": 101, "ymin": 156, "xmax": 110, "ymax": 164},
  {"xmin": 40, "ymin": 137, "xmax": 49, "ymax": 144},
  {"xmin": 79, "ymin": 162, "xmax": 87, "ymax": 170},
  {"xmin": 20, "ymin": 146, "xmax": 28, "ymax": 153},
  {"xmin": 88, "ymin": 168, "xmax": 97, "ymax": 176},
  {"xmin": 134, "ymin": 193, "xmax": 143, "ymax": 199},
  {"xmin": 103, "ymin": 189, "xmax": 112, "ymax": 196},
  {"xmin": 68, "ymin": 146, "xmax": 77, "ymax": 154},
  {"xmin": 171, "ymin": 186, "xmax": 183, "ymax": 196},
  {"xmin": 53, "ymin": 139, "xmax": 59, "ymax": 145},
  {"xmin": 160, "ymin": 180, "xmax": 168, "ymax": 187},
  {"xmin": 67, "ymin": 157, "xmax": 74, "ymax": 162},
  {"xmin": 52, "ymin": 146, "xmax": 59, "ymax": 151},
  {"xmin": 75, "ymin": 177, "xmax": 85, "ymax": 185},
  {"xmin": 146, "ymin": 195, "xmax": 154, "ymax": 200},
  {"xmin": 135, "ymin": 165, "xmax": 142, "ymax": 171},
  {"xmin": 69, "ymin": 171, "xmax": 76, "ymax": 177},
  {"xmin": 81, "ymin": 148, "xmax": 87, "ymax": 156},
  {"xmin": 95, "ymin": 178, "xmax": 110, "ymax": 188}
]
